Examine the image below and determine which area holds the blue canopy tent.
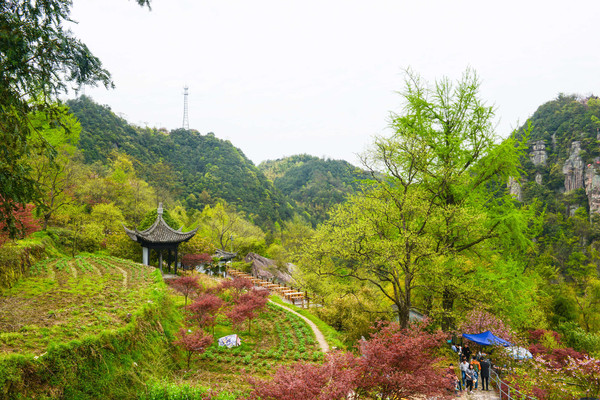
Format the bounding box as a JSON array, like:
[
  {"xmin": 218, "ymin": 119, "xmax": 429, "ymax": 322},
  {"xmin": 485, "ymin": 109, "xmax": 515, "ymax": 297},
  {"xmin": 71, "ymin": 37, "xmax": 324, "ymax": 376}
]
[{"xmin": 462, "ymin": 331, "xmax": 512, "ymax": 347}]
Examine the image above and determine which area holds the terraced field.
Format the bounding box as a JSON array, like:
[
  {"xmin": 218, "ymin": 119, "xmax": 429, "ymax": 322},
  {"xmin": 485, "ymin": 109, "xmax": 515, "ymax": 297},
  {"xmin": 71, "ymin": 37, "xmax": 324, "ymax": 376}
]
[
  {"xmin": 180, "ymin": 302, "xmax": 323, "ymax": 392},
  {"xmin": 0, "ymin": 255, "xmax": 159, "ymax": 355}
]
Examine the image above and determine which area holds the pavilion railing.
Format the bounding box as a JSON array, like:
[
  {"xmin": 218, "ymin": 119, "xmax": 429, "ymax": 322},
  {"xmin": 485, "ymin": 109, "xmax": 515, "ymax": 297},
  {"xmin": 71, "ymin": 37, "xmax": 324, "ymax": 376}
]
[{"xmin": 491, "ymin": 369, "xmax": 537, "ymax": 400}]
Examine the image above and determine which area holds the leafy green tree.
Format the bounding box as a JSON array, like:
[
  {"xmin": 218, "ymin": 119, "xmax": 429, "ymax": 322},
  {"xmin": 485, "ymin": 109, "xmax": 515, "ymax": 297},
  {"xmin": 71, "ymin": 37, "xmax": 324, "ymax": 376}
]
[
  {"xmin": 27, "ymin": 105, "xmax": 83, "ymax": 230},
  {"xmin": 90, "ymin": 202, "xmax": 125, "ymax": 236},
  {"xmin": 301, "ymin": 69, "xmax": 535, "ymax": 328},
  {"xmin": 199, "ymin": 202, "xmax": 265, "ymax": 254},
  {"xmin": 30, "ymin": 145, "xmax": 83, "ymax": 231},
  {"xmin": 0, "ymin": 0, "xmax": 149, "ymax": 238}
]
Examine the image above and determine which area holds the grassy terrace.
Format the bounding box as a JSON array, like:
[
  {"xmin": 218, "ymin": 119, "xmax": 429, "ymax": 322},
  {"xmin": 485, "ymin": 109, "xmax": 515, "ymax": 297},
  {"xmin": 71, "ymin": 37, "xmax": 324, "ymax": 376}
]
[
  {"xmin": 0, "ymin": 255, "xmax": 158, "ymax": 355},
  {"xmin": 0, "ymin": 256, "xmax": 342, "ymax": 398}
]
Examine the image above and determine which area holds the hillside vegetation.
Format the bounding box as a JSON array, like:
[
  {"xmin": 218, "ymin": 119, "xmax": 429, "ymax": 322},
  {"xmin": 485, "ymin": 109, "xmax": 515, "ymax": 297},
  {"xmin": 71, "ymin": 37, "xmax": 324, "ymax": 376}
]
[
  {"xmin": 0, "ymin": 256, "xmax": 180, "ymax": 399},
  {"xmin": 0, "ymin": 256, "xmax": 338, "ymax": 399},
  {"xmin": 3, "ymin": 16, "xmax": 600, "ymax": 396},
  {"xmin": 68, "ymin": 96, "xmax": 293, "ymax": 228},
  {"xmin": 259, "ymin": 155, "xmax": 371, "ymax": 225}
]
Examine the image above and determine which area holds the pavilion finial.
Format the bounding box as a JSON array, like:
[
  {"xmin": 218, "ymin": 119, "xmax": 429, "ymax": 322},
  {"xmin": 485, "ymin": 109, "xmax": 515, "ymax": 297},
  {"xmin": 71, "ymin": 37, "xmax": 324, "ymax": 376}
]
[{"xmin": 157, "ymin": 202, "xmax": 163, "ymax": 217}]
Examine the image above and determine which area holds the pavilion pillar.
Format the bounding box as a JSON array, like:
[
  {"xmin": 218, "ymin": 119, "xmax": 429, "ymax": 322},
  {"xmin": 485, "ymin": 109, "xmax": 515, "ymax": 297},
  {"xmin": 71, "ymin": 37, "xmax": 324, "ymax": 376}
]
[
  {"xmin": 167, "ymin": 249, "xmax": 171, "ymax": 273},
  {"xmin": 159, "ymin": 250, "xmax": 163, "ymax": 275},
  {"xmin": 142, "ymin": 247, "xmax": 149, "ymax": 265},
  {"xmin": 174, "ymin": 247, "xmax": 178, "ymax": 274}
]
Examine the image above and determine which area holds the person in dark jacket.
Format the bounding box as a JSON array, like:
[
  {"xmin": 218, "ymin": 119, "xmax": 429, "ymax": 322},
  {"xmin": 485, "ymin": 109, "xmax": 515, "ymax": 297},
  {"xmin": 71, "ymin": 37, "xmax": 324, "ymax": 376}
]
[
  {"xmin": 463, "ymin": 343, "xmax": 472, "ymax": 360},
  {"xmin": 480, "ymin": 355, "xmax": 491, "ymax": 391}
]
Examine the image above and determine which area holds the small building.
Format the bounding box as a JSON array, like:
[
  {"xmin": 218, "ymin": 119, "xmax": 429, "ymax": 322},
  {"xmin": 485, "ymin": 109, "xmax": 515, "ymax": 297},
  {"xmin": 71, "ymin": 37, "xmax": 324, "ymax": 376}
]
[
  {"xmin": 123, "ymin": 203, "xmax": 198, "ymax": 274},
  {"xmin": 214, "ymin": 248, "xmax": 237, "ymax": 265}
]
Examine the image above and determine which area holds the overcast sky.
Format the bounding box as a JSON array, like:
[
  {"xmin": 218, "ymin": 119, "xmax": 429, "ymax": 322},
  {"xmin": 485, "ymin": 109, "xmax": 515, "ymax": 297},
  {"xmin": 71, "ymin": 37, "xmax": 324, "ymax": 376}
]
[{"xmin": 68, "ymin": 0, "xmax": 600, "ymax": 166}]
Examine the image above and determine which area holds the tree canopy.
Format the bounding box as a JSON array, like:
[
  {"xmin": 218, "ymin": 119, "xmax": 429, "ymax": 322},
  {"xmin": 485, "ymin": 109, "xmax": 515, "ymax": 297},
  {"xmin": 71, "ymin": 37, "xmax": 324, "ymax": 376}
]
[
  {"xmin": 0, "ymin": 0, "xmax": 149, "ymax": 238},
  {"xmin": 300, "ymin": 69, "xmax": 537, "ymax": 328}
]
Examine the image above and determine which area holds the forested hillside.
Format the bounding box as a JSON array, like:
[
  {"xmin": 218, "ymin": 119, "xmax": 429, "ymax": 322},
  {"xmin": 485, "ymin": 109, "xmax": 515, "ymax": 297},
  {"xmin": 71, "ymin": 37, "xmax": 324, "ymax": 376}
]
[
  {"xmin": 259, "ymin": 155, "xmax": 371, "ymax": 224},
  {"xmin": 512, "ymin": 94, "xmax": 600, "ymax": 333},
  {"xmin": 68, "ymin": 96, "xmax": 295, "ymax": 228}
]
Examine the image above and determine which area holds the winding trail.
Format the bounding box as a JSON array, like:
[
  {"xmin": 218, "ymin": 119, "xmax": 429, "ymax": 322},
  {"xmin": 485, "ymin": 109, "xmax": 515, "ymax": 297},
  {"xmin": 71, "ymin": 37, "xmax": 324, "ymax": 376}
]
[
  {"xmin": 269, "ymin": 300, "xmax": 330, "ymax": 353},
  {"xmin": 458, "ymin": 387, "xmax": 501, "ymax": 400}
]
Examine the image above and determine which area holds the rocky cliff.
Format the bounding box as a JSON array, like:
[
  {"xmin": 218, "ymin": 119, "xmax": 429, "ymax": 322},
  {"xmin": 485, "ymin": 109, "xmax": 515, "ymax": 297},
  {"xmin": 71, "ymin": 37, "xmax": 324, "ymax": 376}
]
[
  {"xmin": 530, "ymin": 140, "xmax": 548, "ymax": 166},
  {"xmin": 518, "ymin": 94, "xmax": 600, "ymax": 217},
  {"xmin": 563, "ymin": 141, "xmax": 585, "ymax": 192},
  {"xmin": 585, "ymin": 160, "xmax": 600, "ymax": 214}
]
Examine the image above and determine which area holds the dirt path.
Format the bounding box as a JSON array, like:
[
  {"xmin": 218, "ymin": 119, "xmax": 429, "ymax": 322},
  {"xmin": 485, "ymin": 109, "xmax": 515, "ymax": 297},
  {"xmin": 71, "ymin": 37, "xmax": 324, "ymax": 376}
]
[
  {"xmin": 458, "ymin": 387, "xmax": 501, "ymax": 400},
  {"xmin": 269, "ymin": 300, "xmax": 330, "ymax": 353}
]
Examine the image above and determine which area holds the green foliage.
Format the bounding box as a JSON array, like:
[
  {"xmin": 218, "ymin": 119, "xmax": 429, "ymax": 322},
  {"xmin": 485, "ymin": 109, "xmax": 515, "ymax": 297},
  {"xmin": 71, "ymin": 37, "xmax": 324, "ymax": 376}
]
[
  {"xmin": 558, "ymin": 321, "xmax": 600, "ymax": 357},
  {"xmin": 138, "ymin": 208, "xmax": 181, "ymax": 231},
  {"xmin": 259, "ymin": 155, "xmax": 370, "ymax": 225},
  {"xmin": 300, "ymin": 69, "xmax": 539, "ymax": 330},
  {"xmin": 67, "ymin": 96, "xmax": 293, "ymax": 229},
  {"xmin": 0, "ymin": 241, "xmax": 47, "ymax": 289},
  {"xmin": 0, "ymin": 0, "xmax": 115, "ymax": 238},
  {"xmin": 198, "ymin": 202, "xmax": 266, "ymax": 254},
  {"xmin": 138, "ymin": 381, "xmax": 240, "ymax": 400}
]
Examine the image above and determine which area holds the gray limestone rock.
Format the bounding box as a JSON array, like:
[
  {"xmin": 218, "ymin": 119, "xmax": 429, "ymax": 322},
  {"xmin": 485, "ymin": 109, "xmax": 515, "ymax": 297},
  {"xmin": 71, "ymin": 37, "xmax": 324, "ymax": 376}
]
[
  {"xmin": 530, "ymin": 140, "xmax": 547, "ymax": 166},
  {"xmin": 535, "ymin": 172, "xmax": 543, "ymax": 185},
  {"xmin": 244, "ymin": 252, "xmax": 293, "ymax": 284},
  {"xmin": 585, "ymin": 159, "xmax": 600, "ymax": 214},
  {"xmin": 507, "ymin": 177, "xmax": 522, "ymax": 201},
  {"xmin": 563, "ymin": 141, "xmax": 585, "ymax": 192}
]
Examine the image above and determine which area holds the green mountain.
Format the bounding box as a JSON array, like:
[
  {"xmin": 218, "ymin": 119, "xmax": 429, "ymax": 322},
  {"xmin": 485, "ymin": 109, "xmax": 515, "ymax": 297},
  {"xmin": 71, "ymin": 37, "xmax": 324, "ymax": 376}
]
[
  {"xmin": 513, "ymin": 94, "xmax": 600, "ymax": 284},
  {"xmin": 515, "ymin": 94, "xmax": 600, "ymax": 210},
  {"xmin": 67, "ymin": 96, "xmax": 293, "ymax": 228},
  {"xmin": 258, "ymin": 155, "xmax": 371, "ymax": 224}
]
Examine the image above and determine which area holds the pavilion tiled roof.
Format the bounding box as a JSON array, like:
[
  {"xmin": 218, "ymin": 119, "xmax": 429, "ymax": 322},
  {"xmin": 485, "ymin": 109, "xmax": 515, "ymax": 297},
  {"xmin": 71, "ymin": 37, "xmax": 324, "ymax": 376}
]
[{"xmin": 123, "ymin": 203, "xmax": 198, "ymax": 244}]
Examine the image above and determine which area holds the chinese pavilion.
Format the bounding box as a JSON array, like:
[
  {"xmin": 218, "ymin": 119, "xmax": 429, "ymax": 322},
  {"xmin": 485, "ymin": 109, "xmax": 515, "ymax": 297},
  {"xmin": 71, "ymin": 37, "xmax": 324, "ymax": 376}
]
[{"xmin": 123, "ymin": 203, "xmax": 198, "ymax": 274}]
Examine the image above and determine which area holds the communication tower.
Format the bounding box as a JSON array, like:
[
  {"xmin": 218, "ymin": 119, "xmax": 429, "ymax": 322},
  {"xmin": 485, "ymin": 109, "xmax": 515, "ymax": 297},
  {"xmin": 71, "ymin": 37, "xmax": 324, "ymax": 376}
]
[{"xmin": 182, "ymin": 85, "xmax": 189, "ymax": 130}]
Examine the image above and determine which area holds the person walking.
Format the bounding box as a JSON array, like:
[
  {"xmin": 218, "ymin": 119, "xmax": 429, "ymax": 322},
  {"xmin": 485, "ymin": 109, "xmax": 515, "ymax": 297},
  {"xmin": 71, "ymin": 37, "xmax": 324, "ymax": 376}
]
[
  {"xmin": 460, "ymin": 357, "xmax": 469, "ymax": 388},
  {"xmin": 465, "ymin": 364, "xmax": 475, "ymax": 392},
  {"xmin": 480, "ymin": 355, "xmax": 491, "ymax": 391},
  {"xmin": 471, "ymin": 357, "xmax": 481, "ymax": 390},
  {"xmin": 463, "ymin": 343, "xmax": 472, "ymax": 361}
]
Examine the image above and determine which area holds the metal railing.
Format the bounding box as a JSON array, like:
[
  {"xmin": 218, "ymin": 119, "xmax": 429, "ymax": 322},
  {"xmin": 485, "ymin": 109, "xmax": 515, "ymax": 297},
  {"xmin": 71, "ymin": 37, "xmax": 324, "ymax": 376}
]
[{"xmin": 490, "ymin": 369, "xmax": 537, "ymax": 400}]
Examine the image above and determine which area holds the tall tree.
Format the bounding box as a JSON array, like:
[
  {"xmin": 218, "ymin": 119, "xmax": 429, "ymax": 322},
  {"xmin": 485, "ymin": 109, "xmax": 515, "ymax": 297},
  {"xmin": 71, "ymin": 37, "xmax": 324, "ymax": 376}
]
[
  {"xmin": 200, "ymin": 202, "xmax": 265, "ymax": 253},
  {"xmin": 0, "ymin": 0, "xmax": 149, "ymax": 238},
  {"xmin": 301, "ymin": 69, "xmax": 535, "ymax": 328}
]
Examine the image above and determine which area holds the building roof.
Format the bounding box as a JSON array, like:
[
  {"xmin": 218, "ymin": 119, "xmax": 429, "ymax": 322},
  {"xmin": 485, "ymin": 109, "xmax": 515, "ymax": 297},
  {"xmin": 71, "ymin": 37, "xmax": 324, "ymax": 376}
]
[
  {"xmin": 124, "ymin": 203, "xmax": 198, "ymax": 245},
  {"xmin": 214, "ymin": 249, "xmax": 237, "ymax": 261}
]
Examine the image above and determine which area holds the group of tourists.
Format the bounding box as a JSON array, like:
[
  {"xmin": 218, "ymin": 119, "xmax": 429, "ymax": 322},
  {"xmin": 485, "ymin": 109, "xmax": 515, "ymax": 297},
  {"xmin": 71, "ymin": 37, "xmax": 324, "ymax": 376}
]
[{"xmin": 448, "ymin": 343, "xmax": 492, "ymax": 394}]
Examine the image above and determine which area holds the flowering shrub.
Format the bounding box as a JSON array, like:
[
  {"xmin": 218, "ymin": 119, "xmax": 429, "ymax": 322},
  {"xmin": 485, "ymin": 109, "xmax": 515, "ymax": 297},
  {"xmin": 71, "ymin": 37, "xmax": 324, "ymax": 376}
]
[
  {"xmin": 0, "ymin": 203, "xmax": 40, "ymax": 244},
  {"xmin": 248, "ymin": 351, "xmax": 359, "ymax": 400},
  {"xmin": 186, "ymin": 293, "xmax": 224, "ymax": 332},
  {"xmin": 457, "ymin": 308, "xmax": 516, "ymax": 342},
  {"xmin": 226, "ymin": 289, "xmax": 269, "ymax": 333},
  {"xmin": 219, "ymin": 277, "xmax": 253, "ymax": 300},
  {"xmin": 182, "ymin": 253, "xmax": 213, "ymax": 268},
  {"xmin": 565, "ymin": 355, "xmax": 600, "ymax": 398}
]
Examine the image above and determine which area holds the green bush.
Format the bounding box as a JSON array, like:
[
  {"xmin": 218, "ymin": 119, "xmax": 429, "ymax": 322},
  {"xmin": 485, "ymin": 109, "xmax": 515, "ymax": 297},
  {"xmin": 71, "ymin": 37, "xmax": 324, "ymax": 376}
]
[
  {"xmin": 138, "ymin": 381, "xmax": 240, "ymax": 400},
  {"xmin": 558, "ymin": 322, "xmax": 600, "ymax": 357},
  {"xmin": 0, "ymin": 240, "xmax": 47, "ymax": 289}
]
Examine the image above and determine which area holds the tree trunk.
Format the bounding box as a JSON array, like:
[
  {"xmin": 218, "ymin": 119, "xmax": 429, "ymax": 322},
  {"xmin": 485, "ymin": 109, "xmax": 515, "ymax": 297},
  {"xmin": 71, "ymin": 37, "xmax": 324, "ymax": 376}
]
[{"xmin": 441, "ymin": 287, "xmax": 455, "ymax": 331}]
